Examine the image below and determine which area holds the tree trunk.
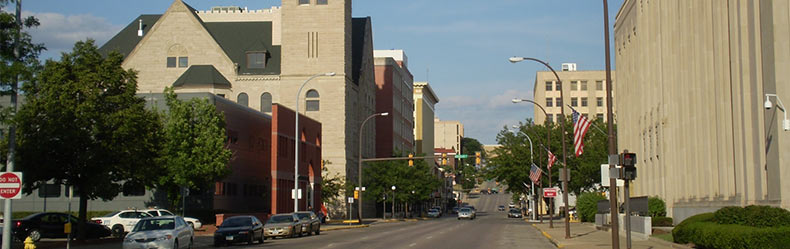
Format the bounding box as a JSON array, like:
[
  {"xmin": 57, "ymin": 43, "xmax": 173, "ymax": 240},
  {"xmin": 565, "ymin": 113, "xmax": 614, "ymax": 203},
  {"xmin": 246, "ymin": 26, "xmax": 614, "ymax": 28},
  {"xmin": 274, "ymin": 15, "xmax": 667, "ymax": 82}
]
[{"xmin": 77, "ymin": 192, "xmax": 88, "ymax": 241}]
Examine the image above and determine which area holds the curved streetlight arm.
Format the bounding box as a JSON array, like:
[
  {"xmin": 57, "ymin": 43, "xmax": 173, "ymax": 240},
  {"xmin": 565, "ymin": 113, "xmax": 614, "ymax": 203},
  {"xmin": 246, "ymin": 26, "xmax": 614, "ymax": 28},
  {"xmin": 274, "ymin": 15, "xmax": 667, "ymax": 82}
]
[
  {"xmin": 295, "ymin": 72, "xmax": 335, "ymax": 213},
  {"xmin": 357, "ymin": 112, "xmax": 388, "ymax": 222}
]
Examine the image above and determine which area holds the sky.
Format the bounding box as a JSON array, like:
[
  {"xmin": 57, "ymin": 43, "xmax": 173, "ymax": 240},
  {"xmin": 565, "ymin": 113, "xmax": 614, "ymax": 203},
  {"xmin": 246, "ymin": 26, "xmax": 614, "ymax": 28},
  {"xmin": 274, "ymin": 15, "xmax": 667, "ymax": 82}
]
[{"xmin": 18, "ymin": 0, "xmax": 623, "ymax": 145}]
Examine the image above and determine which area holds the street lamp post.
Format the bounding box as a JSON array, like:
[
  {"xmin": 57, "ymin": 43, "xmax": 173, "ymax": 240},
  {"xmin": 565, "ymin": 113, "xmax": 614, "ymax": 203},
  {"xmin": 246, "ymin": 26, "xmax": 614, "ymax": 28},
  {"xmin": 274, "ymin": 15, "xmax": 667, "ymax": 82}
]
[
  {"xmin": 512, "ymin": 98, "xmax": 551, "ymax": 222},
  {"xmin": 601, "ymin": 1, "xmax": 621, "ymax": 248},
  {"xmin": 358, "ymin": 112, "xmax": 389, "ymax": 223},
  {"xmin": 295, "ymin": 72, "xmax": 335, "ymax": 212},
  {"xmin": 391, "ymin": 185, "xmax": 396, "ymax": 219},
  {"xmin": 511, "ymin": 125, "xmax": 537, "ymax": 221},
  {"xmin": 509, "ymin": 57, "xmax": 570, "ymax": 238}
]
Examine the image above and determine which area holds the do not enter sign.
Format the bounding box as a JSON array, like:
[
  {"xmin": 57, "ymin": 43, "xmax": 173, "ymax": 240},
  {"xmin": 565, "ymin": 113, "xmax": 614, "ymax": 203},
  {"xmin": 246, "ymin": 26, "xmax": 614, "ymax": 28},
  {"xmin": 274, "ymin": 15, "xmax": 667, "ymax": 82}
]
[{"xmin": 0, "ymin": 172, "xmax": 22, "ymax": 199}]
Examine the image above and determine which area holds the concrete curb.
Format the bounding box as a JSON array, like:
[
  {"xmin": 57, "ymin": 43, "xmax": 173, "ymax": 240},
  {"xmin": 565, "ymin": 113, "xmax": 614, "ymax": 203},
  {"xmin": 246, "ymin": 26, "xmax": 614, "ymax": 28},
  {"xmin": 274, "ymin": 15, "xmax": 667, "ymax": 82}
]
[
  {"xmin": 531, "ymin": 224, "xmax": 564, "ymax": 248},
  {"xmin": 320, "ymin": 224, "xmax": 369, "ymax": 231},
  {"xmin": 648, "ymin": 236, "xmax": 693, "ymax": 249}
]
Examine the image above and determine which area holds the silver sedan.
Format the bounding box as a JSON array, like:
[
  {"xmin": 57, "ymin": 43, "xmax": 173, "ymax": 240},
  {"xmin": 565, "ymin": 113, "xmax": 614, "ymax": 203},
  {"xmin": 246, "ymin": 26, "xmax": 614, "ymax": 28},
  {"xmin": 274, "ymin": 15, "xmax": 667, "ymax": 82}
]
[{"xmin": 122, "ymin": 216, "xmax": 193, "ymax": 249}]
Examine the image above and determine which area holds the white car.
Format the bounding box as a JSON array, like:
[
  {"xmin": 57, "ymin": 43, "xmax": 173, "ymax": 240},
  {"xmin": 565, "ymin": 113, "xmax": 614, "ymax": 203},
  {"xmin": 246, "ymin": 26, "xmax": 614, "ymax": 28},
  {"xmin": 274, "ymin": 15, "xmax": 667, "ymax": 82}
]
[
  {"xmin": 143, "ymin": 209, "xmax": 202, "ymax": 230},
  {"xmin": 123, "ymin": 216, "xmax": 193, "ymax": 249},
  {"xmin": 91, "ymin": 210, "xmax": 153, "ymax": 238}
]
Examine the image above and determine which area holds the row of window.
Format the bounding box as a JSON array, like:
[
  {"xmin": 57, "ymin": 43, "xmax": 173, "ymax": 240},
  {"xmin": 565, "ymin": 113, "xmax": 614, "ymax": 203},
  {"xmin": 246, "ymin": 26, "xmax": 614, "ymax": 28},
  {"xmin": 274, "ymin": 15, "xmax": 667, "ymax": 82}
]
[
  {"xmin": 235, "ymin": 90, "xmax": 319, "ymax": 113},
  {"xmin": 546, "ymin": 97, "xmax": 605, "ymax": 107},
  {"xmin": 546, "ymin": 113, "xmax": 605, "ymax": 123},
  {"xmin": 167, "ymin": 57, "xmax": 188, "ymax": 68},
  {"xmin": 545, "ymin": 80, "xmax": 611, "ymax": 91},
  {"xmin": 299, "ymin": 0, "xmax": 328, "ymax": 5},
  {"xmin": 167, "ymin": 52, "xmax": 268, "ymax": 69}
]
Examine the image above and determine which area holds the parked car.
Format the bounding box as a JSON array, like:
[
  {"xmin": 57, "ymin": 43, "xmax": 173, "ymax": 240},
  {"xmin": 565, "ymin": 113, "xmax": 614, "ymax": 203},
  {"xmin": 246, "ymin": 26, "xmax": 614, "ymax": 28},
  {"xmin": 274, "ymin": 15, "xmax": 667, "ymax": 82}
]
[
  {"xmin": 12, "ymin": 212, "xmax": 111, "ymax": 242},
  {"xmin": 457, "ymin": 208, "xmax": 475, "ymax": 220},
  {"xmin": 91, "ymin": 210, "xmax": 153, "ymax": 238},
  {"xmin": 142, "ymin": 209, "xmax": 202, "ymax": 230},
  {"xmin": 508, "ymin": 208, "xmax": 523, "ymax": 218},
  {"xmin": 264, "ymin": 213, "xmax": 303, "ymax": 239},
  {"xmin": 294, "ymin": 211, "xmax": 321, "ymax": 235},
  {"xmin": 497, "ymin": 205, "xmax": 506, "ymax": 211},
  {"xmin": 122, "ymin": 216, "xmax": 193, "ymax": 249},
  {"xmin": 213, "ymin": 215, "xmax": 264, "ymax": 246},
  {"xmin": 427, "ymin": 208, "xmax": 442, "ymax": 218},
  {"xmin": 451, "ymin": 207, "xmax": 459, "ymax": 214}
]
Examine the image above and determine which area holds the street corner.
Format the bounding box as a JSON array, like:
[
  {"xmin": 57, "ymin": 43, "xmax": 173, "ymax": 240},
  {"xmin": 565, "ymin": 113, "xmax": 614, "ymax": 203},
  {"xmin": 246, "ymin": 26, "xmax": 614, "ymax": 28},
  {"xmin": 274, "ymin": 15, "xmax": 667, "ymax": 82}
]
[{"xmin": 531, "ymin": 224, "xmax": 564, "ymax": 248}]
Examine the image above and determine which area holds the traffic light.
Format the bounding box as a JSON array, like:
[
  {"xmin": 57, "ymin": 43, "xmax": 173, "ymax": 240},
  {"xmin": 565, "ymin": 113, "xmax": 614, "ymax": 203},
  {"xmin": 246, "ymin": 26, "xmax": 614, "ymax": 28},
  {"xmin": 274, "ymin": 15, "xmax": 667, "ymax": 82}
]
[
  {"xmin": 475, "ymin": 152, "xmax": 482, "ymax": 165},
  {"xmin": 354, "ymin": 190, "xmax": 359, "ymax": 199},
  {"xmin": 442, "ymin": 153, "xmax": 447, "ymax": 166},
  {"xmin": 619, "ymin": 151, "xmax": 637, "ymax": 180},
  {"xmin": 408, "ymin": 153, "xmax": 414, "ymax": 167}
]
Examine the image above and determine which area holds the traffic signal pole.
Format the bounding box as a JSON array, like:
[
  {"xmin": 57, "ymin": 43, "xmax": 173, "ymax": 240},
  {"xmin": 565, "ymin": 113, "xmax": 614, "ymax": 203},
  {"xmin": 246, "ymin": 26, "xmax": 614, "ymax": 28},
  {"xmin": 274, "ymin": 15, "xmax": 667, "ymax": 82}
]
[{"xmin": 602, "ymin": 0, "xmax": 620, "ymax": 248}]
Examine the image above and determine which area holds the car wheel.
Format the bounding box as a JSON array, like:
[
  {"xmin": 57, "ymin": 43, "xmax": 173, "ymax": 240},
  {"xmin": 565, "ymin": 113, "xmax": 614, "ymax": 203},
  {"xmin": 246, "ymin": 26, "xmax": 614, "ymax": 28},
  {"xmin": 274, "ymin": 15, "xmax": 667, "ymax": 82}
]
[
  {"xmin": 173, "ymin": 240, "xmax": 179, "ymax": 249},
  {"xmin": 258, "ymin": 231, "xmax": 264, "ymax": 244},
  {"xmin": 27, "ymin": 229, "xmax": 42, "ymax": 242},
  {"xmin": 315, "ymin": 226, "xmax": 320, "ymax": 235},
  {"xmin": 188, "ymin": 237, "xmax": 193, "ymax": 249},
  {"xmin": 291, "ymin": 228, "xmax": 297, "ymax": 238},
  {"xmin": 247, "ymin": 231, "xmax": 254, "ymax": 245},
  {"xmin": 111, "ymin": 225, "xmax": 125, "ymax": 238}
]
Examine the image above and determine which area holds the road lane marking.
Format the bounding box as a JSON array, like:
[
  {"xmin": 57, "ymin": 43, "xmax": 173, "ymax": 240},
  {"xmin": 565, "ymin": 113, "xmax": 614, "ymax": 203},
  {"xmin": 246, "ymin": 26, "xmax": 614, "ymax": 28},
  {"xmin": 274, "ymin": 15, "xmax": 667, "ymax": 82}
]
[
  {"xmin": 426, "ymin": 236, "xmax": 433, "ymax": 239},
  {"xmin": 409, "ymin": 243, "xmax": 417, "ymax": 247}
]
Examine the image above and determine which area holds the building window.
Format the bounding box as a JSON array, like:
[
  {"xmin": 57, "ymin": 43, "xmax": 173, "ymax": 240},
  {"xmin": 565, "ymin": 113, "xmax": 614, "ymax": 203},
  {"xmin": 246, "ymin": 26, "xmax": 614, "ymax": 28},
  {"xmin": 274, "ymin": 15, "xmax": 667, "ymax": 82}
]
[
  {"xmin": 317, "ymin": 0, "xmax": 328, "ymax": 4},
  {"xmin": 581, "ymin": 81, "xmax": 588, "ymax": 90},
  {"xmin": 596, "ymin": 80, "xmax": 603, "ymax": 90},
  {"xmin": 571, "ymin": 97, "xmax": 578, "ymax": 107},
  {"xmin": 178, "ymin": 57, "xmax": 188, "ymax": 68},
  {"xmin": 545, "ymin": 81, "xmax": 552, "ymax": 91},
  {"xmin": 546, "ymin": 98, "xmax": 553, "ymax": 107},
  {"xmin": 217, "ymin": 94, "xmax": 225, "ymax": 98},
  {"xmin": 597, "ymin": 113, "xmax": 604, "ymax": 120},
  {"xmin": 571, "ymin": 81, "xmax": 578, "ymax": 91},
  {"xmin": 547, "ymin": 114, "xmax": 554, "ymax": 123},
  {"xmin": 556, "ymin": 98, "xmax": 562, "ymax": 107},
  {"xmin": 228, "ymin": 130, "xmax": 239, "ymax": 144},
  {"xmin": 246, "ymin": 52, "xmax": 267, "ymax": 69},
  {"xmin": 38, "ymin": 183, "xmax": 61, "ymax": 198},
  {"xmin": 299, "ymin": 0, "xmax": 309, "ymax": 5},
  {"xmin": 581, "ymin": 97, "xmax": 588, "ymax": 107},
  {"xmin": 167, "ymin": 57, "xmax": 176, "ymax": 68},
  {"xmin": 555, "ymin": 82, "xmax": 562, "ymax": 91},
  {"xmin": 260, "ymin": 92, "xmax": 272, "ymax": 112},
  {"xmin": 237, "ymin": 92, "xmax": 249, "ymax": 107},
  {"xmin": 597, "ymin": 97, "xmax": 604, "ymax": 107},
  {"xmin": 306, "ymin": 90, "xmax": 320, "ymax": 111}
]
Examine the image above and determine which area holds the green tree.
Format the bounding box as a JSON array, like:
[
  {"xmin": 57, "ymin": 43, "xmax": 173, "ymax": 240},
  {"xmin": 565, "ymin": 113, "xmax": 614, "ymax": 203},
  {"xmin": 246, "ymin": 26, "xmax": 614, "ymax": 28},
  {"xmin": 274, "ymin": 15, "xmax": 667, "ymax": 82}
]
[
  {"xmin": 157, "ymin": 87, "xmax": 232, "ymax": 209},
  {"xmin": 461, "ymin": 137, "xmax": 484, "ymax": 157},
  {"xmin": 364, "ymin": 154, "xmax": 441, "ymax": 212},
  {"xmin": 16, "ymin": 40, "xmax": 162, "ymax": 240}
]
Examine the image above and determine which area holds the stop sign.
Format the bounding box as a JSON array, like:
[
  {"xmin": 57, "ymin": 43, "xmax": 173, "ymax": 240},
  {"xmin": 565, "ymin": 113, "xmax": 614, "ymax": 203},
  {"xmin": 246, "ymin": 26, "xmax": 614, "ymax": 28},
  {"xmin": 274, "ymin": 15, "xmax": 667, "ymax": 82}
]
[{"xmin": 0, "ymin": 172, "xmax": 22, "ymax": 199}]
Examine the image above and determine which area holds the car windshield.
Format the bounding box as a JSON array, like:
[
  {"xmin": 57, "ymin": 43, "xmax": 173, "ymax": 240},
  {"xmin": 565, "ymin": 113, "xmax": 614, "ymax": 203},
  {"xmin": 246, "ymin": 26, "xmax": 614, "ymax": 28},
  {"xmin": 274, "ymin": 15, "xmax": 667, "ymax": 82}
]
[
  {"xmin": 268, "ymin": 215, "xmax": 294, "ymax": 223},
  {"xmin": 459, "ymin": 208, "xmax": 470, "ymax": 212},
  {"xmin": 221, "ymin": 217, "xmax": 252, "ymax": 227},
  {"xmin": 510, "ymin": 209, "xmax": 520, "ymax": 213},
  {"xmin": 295, "ymin": 213, "xmax": 310, "ymax": 219},
  {"xmin": 133, "ymin": 218, "xmax": 175, "ymax": 232},
  {"xmin": 102, "ymin": 211, "xmax": 121, "ymax": 217}
]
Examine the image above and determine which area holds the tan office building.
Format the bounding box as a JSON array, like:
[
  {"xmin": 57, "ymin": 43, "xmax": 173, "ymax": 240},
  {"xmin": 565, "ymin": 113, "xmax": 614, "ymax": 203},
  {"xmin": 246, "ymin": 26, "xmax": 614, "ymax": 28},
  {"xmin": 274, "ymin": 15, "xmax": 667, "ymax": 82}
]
[
  {"xmin": 434, "ymin": 118, "xmax": 464, "ymax": 154},
  {"xmin": 100, "ymin": 0, "xmax": 377, "ymax": 216},
  {"xmin": 414, "ymin": 82, "xmax": 439, "ymax": 158},
  {"xmin": 533, "ymin": 66, "xmax": 615, "ymax": 124},
  {"xmin": 615, "ymin": 0, "xmax": 790, "ymax": 223}
]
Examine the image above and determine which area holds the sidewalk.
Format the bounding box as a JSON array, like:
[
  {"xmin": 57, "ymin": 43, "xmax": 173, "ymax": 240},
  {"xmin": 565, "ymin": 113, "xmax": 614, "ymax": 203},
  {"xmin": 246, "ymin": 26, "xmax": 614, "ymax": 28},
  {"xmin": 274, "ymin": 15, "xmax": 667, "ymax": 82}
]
[{"xmin": 530, "ymin": 221, "xmax": 692, "ymax": 249}]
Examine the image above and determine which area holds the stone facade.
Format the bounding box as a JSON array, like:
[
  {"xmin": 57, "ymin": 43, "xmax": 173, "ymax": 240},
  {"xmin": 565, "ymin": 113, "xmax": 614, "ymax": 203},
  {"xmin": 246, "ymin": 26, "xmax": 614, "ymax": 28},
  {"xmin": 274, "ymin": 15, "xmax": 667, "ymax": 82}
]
[
  {"xmin": 533, "ymin": 69, "xmax": 616, "ymax": 124},
  {"xmin": 434, "ymin": 118, "xmax": 464, "ymax": 154},
  {"xmin": 615, "ymin": 0, "xmax": 790, "ymax": 223}
]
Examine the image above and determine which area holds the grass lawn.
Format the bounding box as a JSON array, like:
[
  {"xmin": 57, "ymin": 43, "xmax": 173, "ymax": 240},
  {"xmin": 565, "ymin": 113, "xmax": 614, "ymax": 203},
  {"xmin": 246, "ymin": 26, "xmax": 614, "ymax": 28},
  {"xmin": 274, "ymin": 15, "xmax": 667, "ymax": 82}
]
[{"xmin": 652, "ymin": 232, "xmax": 673, "ymax": 242}]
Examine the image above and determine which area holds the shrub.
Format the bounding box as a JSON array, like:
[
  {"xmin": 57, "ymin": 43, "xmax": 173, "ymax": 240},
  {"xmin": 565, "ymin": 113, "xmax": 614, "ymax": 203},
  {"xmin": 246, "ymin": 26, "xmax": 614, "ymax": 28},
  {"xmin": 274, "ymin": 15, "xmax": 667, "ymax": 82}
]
[
  {"xmin": 672, "ymin": 212, "xmax": 715, "ymax": 244},
  {"xmin": 674, "ymin": 221, "xmax": 790, "ymax": 249},
  {"xmin": 647, "ymin": 196, "xmax": 666, "ymax": 217},
  {"xmin": 714, "ymin": 205, "xmax": 790, "ymax": 228},
  {"xmin": 652, "ymin": 216, "xmax": 673, "ymax": 227},
  {"xmin": 576, "ymin": 192, "xmax": 606, "ymax": 222}
]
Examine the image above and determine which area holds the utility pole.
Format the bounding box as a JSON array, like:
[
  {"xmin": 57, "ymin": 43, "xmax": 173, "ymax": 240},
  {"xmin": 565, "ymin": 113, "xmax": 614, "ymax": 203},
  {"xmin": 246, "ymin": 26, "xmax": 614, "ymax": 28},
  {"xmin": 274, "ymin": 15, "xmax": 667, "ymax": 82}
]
[
  {"xmin": 2, "ymin": 1, "xmax": 21, "ymax": 248},
  {"xmin": 602, "ymin": 0, "xmax": 620, "ymax": 248}
]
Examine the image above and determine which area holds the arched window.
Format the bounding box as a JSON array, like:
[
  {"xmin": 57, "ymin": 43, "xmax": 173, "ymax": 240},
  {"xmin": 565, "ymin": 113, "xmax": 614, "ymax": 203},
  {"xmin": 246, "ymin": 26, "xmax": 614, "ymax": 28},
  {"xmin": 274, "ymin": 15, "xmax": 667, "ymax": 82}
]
[
  {"xmin": 306, "ymin": 90, "xmax": 319, "ymax": 111},
  {"xmin": 260, "ymin": 92, "xmax": 272, "ymax": 112},
  {"xmin": 237, "ymin": 92, "xmax": 249, "ymax": 107}
]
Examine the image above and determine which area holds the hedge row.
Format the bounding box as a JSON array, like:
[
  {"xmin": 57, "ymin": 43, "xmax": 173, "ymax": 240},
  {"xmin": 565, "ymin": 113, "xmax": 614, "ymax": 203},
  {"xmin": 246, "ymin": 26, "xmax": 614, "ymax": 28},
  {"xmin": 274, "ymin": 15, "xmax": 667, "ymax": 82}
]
[
  {"xmin": 652, "ymin": 216, "xmax": 673, "ymax": 227},
  {"xmin": 674, "ymin": 210, "xmax": 790, "ymax": 249},
  {"xmin": 714, "ymin": 205, "xmax": 790, "ymax": 228},
  {"xmin": 576, "ymin": 192, "xmax": 606, "ymax": 222}
]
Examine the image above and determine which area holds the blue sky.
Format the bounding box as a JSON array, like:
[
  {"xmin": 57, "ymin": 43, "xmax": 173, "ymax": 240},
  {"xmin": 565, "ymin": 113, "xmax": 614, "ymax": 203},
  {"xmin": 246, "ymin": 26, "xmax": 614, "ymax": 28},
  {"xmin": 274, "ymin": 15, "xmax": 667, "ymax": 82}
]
[{"xmin": 21, "ymin": 0, "xmax": 623, "ymax": 145}]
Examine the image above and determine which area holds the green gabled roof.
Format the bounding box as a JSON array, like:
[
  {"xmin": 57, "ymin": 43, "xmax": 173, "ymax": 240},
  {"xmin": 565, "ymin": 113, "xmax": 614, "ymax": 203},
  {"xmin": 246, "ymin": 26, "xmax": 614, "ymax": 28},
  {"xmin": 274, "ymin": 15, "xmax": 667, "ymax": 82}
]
[
  {"xmin": 203, "ymin": 22, "xmax": 281, "ymax": 75},
  {"xmin": 172, "ymin": 65, "xmax": 231, "ymax": 88},
  {"xmin": 98, "ymin": 15, "xmax": 161, "ymax": 58}
]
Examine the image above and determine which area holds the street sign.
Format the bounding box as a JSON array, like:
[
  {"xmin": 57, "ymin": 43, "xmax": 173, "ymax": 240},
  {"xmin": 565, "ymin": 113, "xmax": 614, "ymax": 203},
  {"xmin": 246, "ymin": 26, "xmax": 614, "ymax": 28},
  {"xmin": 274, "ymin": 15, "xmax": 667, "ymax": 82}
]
[
  {"xmin": 0, "ymin": 172, "xmax": 22, "ymax": 199},
  {"xmin": 454, "ymin": 154, "xmax": 468, "ymax": 159},
  {"xmin": 543, "ymin": 188, "xmax": 558, "ymax": 198},
  {"xmin": 347, "ymin": 197, "xmax": 354, "ymax": 203}
]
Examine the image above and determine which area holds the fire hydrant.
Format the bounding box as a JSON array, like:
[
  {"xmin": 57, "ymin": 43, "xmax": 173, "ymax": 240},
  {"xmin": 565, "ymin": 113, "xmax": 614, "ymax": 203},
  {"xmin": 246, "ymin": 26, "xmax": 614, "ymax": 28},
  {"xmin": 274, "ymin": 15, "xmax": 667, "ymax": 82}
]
[{"xmin": 24, "ymin": 237, "xmax": 36, "ymax": 249}]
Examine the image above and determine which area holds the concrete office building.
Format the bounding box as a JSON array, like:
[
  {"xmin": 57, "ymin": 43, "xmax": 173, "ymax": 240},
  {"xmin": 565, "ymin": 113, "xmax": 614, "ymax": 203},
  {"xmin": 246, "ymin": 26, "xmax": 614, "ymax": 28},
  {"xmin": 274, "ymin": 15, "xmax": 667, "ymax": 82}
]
[
  {"xmin": 434, "ymin": 118, "xmax": 464, "ymax": 154},
  {"xmin": 533, "ymin": 66, "xmax": 616, "ymax": 124},
  {"xmin": 374, "ymin": 50, "xmax": 415, "ymax": 157},
  {"xmin": 615, "ymin": 0, "xmax": 790, "ymax": 223},
  {"xmin": 413, "ymin": 82, "xmax": 440, "ymax": 160},
  {"xmin": 99, "ymin": 0, "xmax": 377, "ymax": 217}
]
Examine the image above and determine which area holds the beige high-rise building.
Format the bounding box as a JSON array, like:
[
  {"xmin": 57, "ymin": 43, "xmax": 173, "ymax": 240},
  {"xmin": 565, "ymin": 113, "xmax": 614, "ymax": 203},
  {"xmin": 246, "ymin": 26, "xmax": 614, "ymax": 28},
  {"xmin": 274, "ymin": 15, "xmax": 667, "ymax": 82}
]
[
  {"xmin": 434, "ymin": 118, "xmax": 464, "ymax": 154},
  {"xmin": 413, "ymin": 82, "xmax": 439, "ymax": 158},
  {"xmin": 615, "ymin": 0, "xmax": 790, "ymax": 223},
  {"xmin": 100, "ymin": 0, "xmax": 377, "ymax": 216},
  {"xmin": 533, "ymin": 66, "xmax": 615, "ymax": 124}
]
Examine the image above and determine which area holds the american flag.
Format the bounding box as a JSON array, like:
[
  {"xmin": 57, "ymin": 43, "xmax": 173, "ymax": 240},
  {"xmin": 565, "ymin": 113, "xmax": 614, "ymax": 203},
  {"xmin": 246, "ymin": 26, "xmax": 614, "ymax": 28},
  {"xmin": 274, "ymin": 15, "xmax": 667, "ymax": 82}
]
[
  {"xmin": 547, "ymin": 150, "xmax": 557, "ymax": 170},
  {"xmin": 529, "ymin": 164, "xmax": 542, "ymax": 183},
  {"xmin": 572, "ymin": 108, "xmax": 592, "ymax": 157}
]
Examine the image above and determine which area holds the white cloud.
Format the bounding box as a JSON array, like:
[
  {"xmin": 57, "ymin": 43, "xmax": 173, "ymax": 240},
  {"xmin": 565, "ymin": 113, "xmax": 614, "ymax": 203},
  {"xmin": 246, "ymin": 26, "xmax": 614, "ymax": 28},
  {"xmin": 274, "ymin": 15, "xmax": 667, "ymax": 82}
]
[{"xmin": 24, "ymin": 11, "xmax": 122, "ymax": 59}]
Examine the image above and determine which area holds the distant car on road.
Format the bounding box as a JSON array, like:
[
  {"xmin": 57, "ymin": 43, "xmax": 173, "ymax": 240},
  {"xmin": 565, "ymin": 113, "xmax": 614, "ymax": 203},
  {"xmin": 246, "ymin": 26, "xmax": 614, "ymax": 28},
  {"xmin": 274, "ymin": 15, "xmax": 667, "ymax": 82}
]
[
  {"xmin": 213, "ymin": 215, "xmax": 265, "ymax": 246},
  {"xmin": 497, "ymin": 205, "xmax": 506, "ymax": 211},
  {"xmin": 122, "ymin": 216, "xmax": 193, "ymax": 249},
  {"xmin": 264, "ymin": 213, "xmax": 303, "ymax": 239},
  {"xmin": 457, "ymin": 208, "xmax": 475, "ymax": 220},
  {"xmin": 13, "ymin": 212, "xmax": 111, "ymax": 242},
  {"xmin": 91, "ymin": 210, "xmax": 153, "ymax": 238},
  {"xmin": 508, "ymin": 209, "xmax": 523, "ymax": 218},
  {"xmin": 427, "ymin": 208, "xmax": 442, "ymax": 218},
  {"xmin": 451, "ymin": 207, "xmax": 459, "ymax": 214},
  {"xmin": 294, "ymin": 211, "xmax": 321, "ymax": 236}
]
